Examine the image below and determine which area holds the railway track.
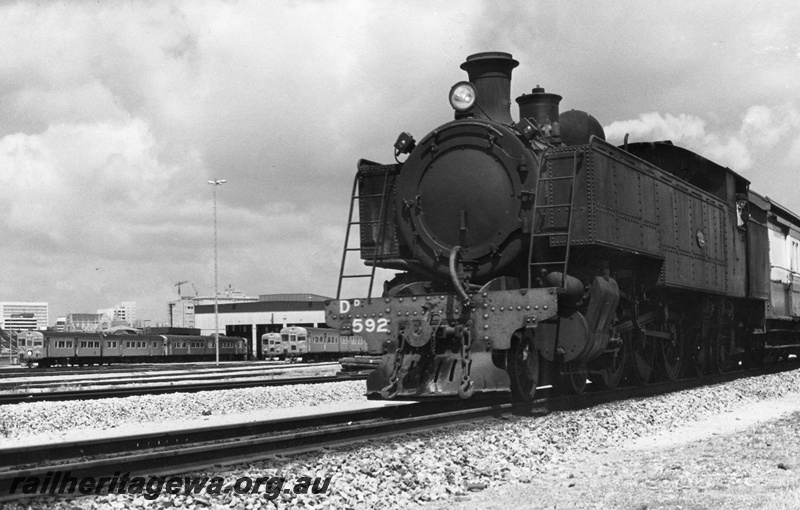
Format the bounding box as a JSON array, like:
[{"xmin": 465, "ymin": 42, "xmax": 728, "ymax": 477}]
[
  {"xmin": 0, "ymin": 366, "xmax": 367, "ymax": 405},
  {"xmin": 0, "ymin": 360, "xmax": 319, "ymax": 379},
  {"xmin": 1, "ymin": 362, "xmax": 796, "ymax": 502}
]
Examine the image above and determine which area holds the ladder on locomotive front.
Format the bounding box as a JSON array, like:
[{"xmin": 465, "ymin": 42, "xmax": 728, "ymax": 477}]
[
  {"xmin": 527, "ymin": 151, "xmax": 580, "ymax": 288},
  {"xmin": 336, "ymin": 165, "xmax": 393, "ymax": 301}
]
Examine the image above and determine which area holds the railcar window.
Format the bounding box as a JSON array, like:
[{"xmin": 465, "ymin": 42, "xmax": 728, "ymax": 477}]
[
  {"xmin": 34, "ymin": 341, "xmax": 43, "ymax": 347},
  {"xmin": 792, "ymin": 240, "xmax": 800, "ymax": 273}
]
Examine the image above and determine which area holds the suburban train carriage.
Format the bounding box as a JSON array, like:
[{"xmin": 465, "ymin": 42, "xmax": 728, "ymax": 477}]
[
  {"xmin": 210, "ymin": 335, "xmax": 248, "ymax": 360},
  {"xmin": 305, "ymin": 327, "xmax": 367, "ymax": 361},
  {"xmin": 756, "ymin": 193, "xmax": 800, "ymax": 358},
  {"xmin": 163, "ymin": 334, "xmax": 246, "ymax": 361},
  {"xmin": 280, "ymin": 326, "xmax": 308, "ymax": 361},
  {"xmin": 38, "ymin": 331, "xmax": 101, "ymax": 366},
  {"xmin": 16, "ymin": 331, "xmax": 44, "ymax": 367},
  {"xmin": 261, "ymin": 332, "xmax": 283, "ymax": 359},
  {"xmin": 120, "ymin": 334, "xmax": 166, "ymax": 362}
]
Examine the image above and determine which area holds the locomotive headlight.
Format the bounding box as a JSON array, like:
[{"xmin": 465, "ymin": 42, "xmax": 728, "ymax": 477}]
[{"xmin": 449, "ymin": 81, "xmax": 477, "ymax": 112}]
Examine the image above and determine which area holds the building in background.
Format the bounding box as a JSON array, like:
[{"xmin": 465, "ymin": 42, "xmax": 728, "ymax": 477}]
[
  {"xmin": 66, "ymin": 313, "xmax": 111, "ymax": 332},
  {"xmin": 168, "ymin": 297, "xmax": 196, "ymax": 328},
  {"xmin": 194, "ymin": 293, "xmax": 331, "ymax": 359},
  {"xmin": 0, "ymin": 302, "xmax": 49, "ymax": 331},
  {"xmin": 113, "ymin": 301, "xmax": 137, "ymax": 326},
  {"xmin": 96, "ymin": 302, "xmax": 138, "ymax": 327},
  {"xmin": 168, "ymin": 285, "xmax": 256, "ymax": 328}
]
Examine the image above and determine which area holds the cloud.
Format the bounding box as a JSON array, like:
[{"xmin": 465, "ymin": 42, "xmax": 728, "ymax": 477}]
[
  {"xmin": 604, "ymin": 104, "xmax": 800, "ymax": 174},
  {"xmin": 2, "ymin": 0, "xmax": 800, "ymax": 323}
]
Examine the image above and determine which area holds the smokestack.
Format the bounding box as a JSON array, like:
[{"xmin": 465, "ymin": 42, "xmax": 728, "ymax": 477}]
[
  {"xmin": 516, "ymin": 86, "xmax": 562, "ymax": 128},
  {"xmin": 459, "ymin": 52, "xmax": 519, "ymax": 124}
]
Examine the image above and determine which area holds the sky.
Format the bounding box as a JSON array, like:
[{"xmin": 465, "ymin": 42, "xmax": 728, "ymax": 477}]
[{"xmin": 2, "ymin": 0, "xmax": 800, "ymax": 325}]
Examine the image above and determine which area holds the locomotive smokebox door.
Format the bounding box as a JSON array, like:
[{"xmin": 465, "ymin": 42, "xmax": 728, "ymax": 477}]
[{"xmin": 394, "ymin": 120, "xmax": 538, "ymax": 282}]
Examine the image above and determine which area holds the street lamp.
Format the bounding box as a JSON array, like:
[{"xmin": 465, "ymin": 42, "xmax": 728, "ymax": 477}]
[{"xmin": 208, "ymin": 178, "xmax": 227, "ymax": 364}]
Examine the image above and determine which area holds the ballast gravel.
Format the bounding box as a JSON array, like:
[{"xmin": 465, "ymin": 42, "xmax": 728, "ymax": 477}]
[
  {"xmin": 4, "ymin": 367, "xmax": 800, "ymax": 510},
  {"xmin": 0, "ymin": 380, "xmax": 366, "ymax": 446}
]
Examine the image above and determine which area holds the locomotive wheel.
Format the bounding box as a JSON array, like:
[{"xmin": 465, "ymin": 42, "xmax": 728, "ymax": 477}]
[
  {"xmin": 508, "ymin": 335, "xmax": 539, "ymax": 402},
  {"xmin": 591, "ymin": 338, "xmax": 626, "ymax": 390},
  {"xmin": 628, "ymin": 330, "xmax": 655, "ymax": 385},
  {"xmin": 659, "ymin": 322, "xmax": 682, "ymax": 381},
  {"xmin": 560, "ymin": 362, "xmax": 588, "ymax": 394}
]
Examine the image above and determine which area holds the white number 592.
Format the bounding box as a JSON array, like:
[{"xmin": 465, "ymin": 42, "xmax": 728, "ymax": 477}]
[{"xmin": 351, "ymin": 318, "xmax": 389, "ymax": 333}]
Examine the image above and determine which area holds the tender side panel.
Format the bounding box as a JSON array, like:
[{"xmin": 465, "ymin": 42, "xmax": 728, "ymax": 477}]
[{"xmin": 546, "ymin": 139, "xmax": 742, "ymax": 296}]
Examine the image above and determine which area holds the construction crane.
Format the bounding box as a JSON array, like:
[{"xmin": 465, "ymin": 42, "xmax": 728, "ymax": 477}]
[{"xmin": 175, "ymin": 280, "xmax": 189, "ymax": 296}]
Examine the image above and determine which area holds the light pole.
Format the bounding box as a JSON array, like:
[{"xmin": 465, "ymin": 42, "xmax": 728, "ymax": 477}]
[{"xmin": 208, "ymin": 179, "xmax": 227, "ymax": 364}]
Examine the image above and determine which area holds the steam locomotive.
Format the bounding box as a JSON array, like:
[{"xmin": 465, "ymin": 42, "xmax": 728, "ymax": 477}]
[{"xmin": 325, "ymin": 51, "xmax": 800, "ymax": 400}]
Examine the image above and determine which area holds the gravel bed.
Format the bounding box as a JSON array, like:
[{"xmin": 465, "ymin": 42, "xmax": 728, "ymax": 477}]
[
  {"xmin": 0, "ymin": 380, "xmax": 366, "ymax": 446},
  {"xmin": 6, "ymin": 368, "xmax": 800, "ymax": 509}
]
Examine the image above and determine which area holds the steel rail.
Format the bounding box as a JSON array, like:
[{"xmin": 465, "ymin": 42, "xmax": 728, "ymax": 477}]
[
  {"xmin": 1, "ymin": 362, "xmax": 797, "ymax": 501},
  {"xmin": 0, "ymin": 373, "xmax": 367, "ymax": 405},
  {"xmin": 0, "ymin": 363, "xmax": 340, "ymax": 389},
  {"xmin": 0, "ymin": 361, "xmax": 330, "ymax": 380}
]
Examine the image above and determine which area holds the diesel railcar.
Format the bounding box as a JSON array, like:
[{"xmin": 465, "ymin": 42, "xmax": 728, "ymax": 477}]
[
  {"xmin": 325, "ymin": 51, "xmax": 800, "ymax": 401},
  {"xmin": 260, "ymin": 326, "xmax": 367, "ymax": 361},
  {"xmin": 16, "ymin": 330, "xmax": 247, "ymax": 367}
]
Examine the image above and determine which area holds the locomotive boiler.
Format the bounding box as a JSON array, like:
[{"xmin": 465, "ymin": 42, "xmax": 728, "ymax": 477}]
[{"xmin": 325, "ymin": 51, "xmax": 799, "ymax": 400}]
